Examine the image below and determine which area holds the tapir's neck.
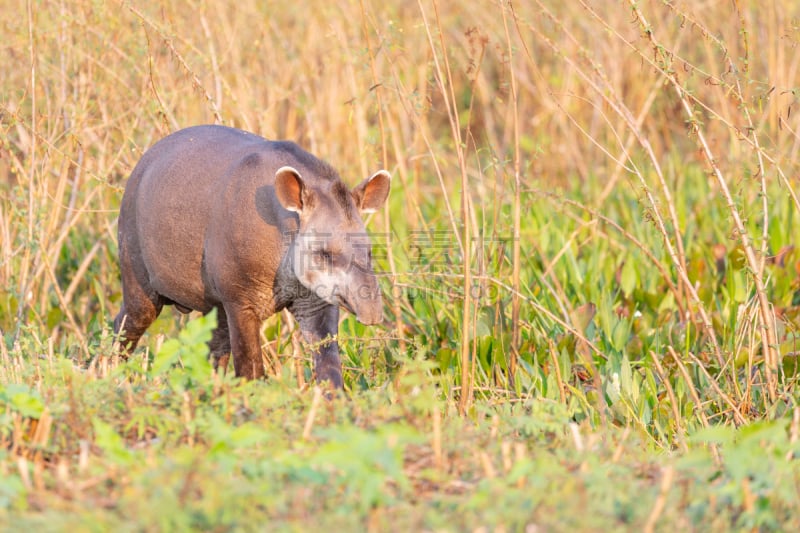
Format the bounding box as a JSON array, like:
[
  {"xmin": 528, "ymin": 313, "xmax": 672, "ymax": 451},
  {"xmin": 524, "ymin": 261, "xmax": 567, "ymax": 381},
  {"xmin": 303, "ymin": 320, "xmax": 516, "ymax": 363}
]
[{"xmin": 269, "ymin": 235, "xmax": 293, "ymax": 302}]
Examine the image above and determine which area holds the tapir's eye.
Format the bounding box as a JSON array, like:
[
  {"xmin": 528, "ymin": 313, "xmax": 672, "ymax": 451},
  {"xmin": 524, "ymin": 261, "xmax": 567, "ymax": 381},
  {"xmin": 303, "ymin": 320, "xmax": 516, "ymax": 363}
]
[{"xmin": 314, "ymin": 250, "xmax": 332, "ymax": 265}]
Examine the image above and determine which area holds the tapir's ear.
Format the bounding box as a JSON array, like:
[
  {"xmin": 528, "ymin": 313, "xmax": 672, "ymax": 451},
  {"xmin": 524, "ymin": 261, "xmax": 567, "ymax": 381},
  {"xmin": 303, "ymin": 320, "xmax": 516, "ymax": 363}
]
[
  {"xmin": 352, "ymin": 170, "xmax": 391, "ymax": 214},
  {"xmin": 275, "ymin": 166, "xmax": 310, "ymax": 213}
]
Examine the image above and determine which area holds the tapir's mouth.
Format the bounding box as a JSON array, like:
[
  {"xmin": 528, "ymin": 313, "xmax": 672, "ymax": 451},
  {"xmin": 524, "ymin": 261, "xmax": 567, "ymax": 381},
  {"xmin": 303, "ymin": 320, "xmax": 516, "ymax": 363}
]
[
  {"xmin": 337, "ymin": 295, "xmax": 357, "ymax": 316},
  {"xmin": 337, "ymin": 294, "xmax": 382, "ymax": 325}
]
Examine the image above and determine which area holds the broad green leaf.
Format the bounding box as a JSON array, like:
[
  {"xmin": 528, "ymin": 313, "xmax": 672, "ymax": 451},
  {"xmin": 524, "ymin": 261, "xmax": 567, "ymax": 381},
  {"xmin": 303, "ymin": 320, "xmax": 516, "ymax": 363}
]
[
  {"xmin": 93, "ymin": 419, "xmax": 134, "ymax": 465},
  {"xmin": 620, "ymin": 259, "xmax": 637, "ymax": 296},
  {"xmin": 1, "ymin": 385, "xmax": 45, "ymax": 418},
  {"xmin": 688, "ymin": 425, "xmax": 736, "ymax": 445}
]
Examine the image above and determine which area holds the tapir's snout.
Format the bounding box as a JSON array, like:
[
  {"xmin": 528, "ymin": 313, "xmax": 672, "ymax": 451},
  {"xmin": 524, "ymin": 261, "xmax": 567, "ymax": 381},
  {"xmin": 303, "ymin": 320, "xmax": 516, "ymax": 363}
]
[
  {"xmin": 356, "ymin": 294, "xmax": 383, "ymax": 325},
  {"xmin": 346, "ymin": 274, "xmax": 384, "ymax": 325}
]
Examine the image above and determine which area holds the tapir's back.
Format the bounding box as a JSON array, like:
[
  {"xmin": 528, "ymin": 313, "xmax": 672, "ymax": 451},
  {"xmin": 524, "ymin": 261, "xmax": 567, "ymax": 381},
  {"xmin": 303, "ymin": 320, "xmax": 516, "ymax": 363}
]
[{"xmin": 130, "ymin": 125, "xmax": 267, "ymax": 215}]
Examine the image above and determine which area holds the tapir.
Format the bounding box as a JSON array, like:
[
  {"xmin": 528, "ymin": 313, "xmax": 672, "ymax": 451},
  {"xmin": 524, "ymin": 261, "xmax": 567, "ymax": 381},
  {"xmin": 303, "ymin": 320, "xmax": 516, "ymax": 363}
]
[{"xmin": 114, "ymin": 125, "xmax": 390, "ymax": 388}]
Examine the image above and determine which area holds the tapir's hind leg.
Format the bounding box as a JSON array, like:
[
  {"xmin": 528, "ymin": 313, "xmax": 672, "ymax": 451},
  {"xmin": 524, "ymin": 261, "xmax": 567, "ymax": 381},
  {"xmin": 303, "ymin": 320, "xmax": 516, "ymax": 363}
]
[
  {"xmin": 209, "ymin": 306, "xmax": 232, "ymax": 373},
  {"xmin": 113, "ymin": 291, "xmax": 163, "ymax": 355},
  {"xmin": 114, "ymin": 246, "xmax": 163, "ymax": 355}
]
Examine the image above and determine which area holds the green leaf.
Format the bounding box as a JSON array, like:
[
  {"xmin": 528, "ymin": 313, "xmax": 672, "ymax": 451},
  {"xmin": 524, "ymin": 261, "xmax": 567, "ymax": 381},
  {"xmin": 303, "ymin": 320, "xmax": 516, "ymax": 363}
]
[
  {"xmin": 611, "ymin": 319, "xmax": 631, "ymax": 352},
  {"xmin": 150, "ymin": 310, "xmax": 217, "ymax": 388},
  {"xmin": 619, "ymin": 356, "xmax": 632, "ymax": 398},
  {"xmin": 0, "ymin": 385, "xmax": 45, "ymax": 418},
  {"xmin": 620, "ymin": 259, "xmax": 637, "ymax": 296},
  {"xmin": 229, "ymin": 423, "xmax": 271, "ymax": 448},
  {"xmin": 0, "ymin": 462, "xmax": 26, "ymax": 510},
  {"xmin": 92, "ymin": 419, "xmax": 134, "ymax": 465},
  {"xmin": 152, "ymin": 338, "xmax": 182, "ymax": 375},
  {"xmin": 688, "ymin": 425, "xmax": 736, "ymax": 445},
  {"xmin": 729, "ymin": 270, "xmax": 747, "ymax": 303}
]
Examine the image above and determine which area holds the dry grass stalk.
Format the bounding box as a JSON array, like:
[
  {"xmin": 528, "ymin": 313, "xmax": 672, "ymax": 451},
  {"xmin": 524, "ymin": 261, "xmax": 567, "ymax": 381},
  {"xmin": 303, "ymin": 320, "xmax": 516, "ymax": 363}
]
[
  {"xmin": 501, "ymin": 3, "xmax": 522, "ymax": 392},
  {"xmin": 626, "ymin": 0, "xmax": 780, "ymax": 403}
]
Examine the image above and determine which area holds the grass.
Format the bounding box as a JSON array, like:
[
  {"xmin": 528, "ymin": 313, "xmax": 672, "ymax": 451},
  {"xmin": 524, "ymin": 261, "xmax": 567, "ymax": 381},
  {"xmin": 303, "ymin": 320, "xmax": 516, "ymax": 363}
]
[{"xmin": 2, "ymin": 0, "xmax": 800, "ymax": 529}]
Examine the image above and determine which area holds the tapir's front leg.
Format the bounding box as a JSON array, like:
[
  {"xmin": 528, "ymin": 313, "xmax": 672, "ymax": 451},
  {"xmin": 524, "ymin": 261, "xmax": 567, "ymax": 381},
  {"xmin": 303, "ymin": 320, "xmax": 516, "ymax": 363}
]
[
  {"xmin": 225, "ymin": 303, "xmax": 265, "ymax": 380},
  {"xmin": 290, "ymin": 302, "xmax": 342, "ymax": 388}
]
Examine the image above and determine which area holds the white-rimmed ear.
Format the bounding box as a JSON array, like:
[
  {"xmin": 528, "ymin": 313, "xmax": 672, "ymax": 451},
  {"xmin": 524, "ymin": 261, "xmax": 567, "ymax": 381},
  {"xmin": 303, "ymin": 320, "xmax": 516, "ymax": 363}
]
[
  {"xmin": 352, "ymin": 170, "xmax": 391, "ymax": 213},
  {"xmin": 275, "ymin": 166, "xmax": 308, "ymax": 213}
]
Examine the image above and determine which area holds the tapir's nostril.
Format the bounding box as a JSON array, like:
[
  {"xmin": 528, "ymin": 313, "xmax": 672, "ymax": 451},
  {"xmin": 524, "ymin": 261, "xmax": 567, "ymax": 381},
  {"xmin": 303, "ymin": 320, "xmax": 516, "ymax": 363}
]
[{"xmin": 357, "ymin": 309, "xmax": 383, "ymax": 325}]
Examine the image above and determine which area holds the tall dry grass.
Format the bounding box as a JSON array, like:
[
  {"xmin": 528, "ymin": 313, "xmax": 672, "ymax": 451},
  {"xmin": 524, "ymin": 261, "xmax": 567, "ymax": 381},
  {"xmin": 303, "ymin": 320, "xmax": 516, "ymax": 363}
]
[{"xmin": 1, "ymin": 0, "xmax": 799, "ymax": 414}]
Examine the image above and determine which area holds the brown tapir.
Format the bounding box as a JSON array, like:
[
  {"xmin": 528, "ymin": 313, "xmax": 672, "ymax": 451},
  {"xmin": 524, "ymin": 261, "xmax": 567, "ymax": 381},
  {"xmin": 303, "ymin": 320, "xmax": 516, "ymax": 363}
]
[{"xmin": 114, "ymin": 125, "xmax": 390, "ymax": 388}]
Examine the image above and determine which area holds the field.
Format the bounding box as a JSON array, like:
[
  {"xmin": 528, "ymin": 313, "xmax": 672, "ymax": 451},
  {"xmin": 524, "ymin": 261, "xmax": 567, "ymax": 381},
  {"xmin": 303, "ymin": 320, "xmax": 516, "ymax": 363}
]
[{"xmin": 2, "ymin": 0, "xmax": 800, "ymax": 530}]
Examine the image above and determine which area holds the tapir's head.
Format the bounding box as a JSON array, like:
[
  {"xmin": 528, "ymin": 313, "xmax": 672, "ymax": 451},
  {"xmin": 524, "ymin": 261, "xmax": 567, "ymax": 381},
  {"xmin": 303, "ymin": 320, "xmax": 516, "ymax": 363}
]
[{"xmin": 274, "ymin": 166, "xmax": 391, "ymax": 325}]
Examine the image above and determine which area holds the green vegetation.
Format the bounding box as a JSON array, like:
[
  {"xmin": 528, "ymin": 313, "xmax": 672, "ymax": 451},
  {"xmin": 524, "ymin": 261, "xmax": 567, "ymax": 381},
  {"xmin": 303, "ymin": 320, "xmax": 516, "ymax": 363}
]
[{"xmin": 2, "ymin": 0, "xmax": 800, "ymax": 530}]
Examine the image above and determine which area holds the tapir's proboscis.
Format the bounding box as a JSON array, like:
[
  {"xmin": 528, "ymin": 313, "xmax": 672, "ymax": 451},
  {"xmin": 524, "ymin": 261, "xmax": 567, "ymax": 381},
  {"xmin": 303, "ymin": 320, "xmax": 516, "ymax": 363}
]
[{"xmin": 114, "ymin": 125, "xmax": 390, "ymax": 388}]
